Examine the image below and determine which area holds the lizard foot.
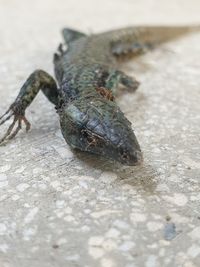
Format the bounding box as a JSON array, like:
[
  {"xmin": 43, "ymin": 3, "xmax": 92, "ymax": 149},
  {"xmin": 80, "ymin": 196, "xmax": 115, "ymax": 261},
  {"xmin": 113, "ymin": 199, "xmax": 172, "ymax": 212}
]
[{"xmin": 0, "ymin": 104, "xmax": 31, "ymax": 144}]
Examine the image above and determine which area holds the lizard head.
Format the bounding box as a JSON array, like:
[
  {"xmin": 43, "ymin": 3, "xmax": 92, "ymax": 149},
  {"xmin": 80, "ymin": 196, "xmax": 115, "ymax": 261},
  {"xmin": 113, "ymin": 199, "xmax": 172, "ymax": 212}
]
[{"xmin": 59, "ymin": 97, "xmax": 143, "ymax": 166}]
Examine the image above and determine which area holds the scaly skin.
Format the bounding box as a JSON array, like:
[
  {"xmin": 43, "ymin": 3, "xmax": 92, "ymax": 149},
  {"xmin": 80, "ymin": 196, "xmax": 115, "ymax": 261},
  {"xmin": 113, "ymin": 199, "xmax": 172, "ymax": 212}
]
[{"xmin": 0, "ymin": 26, "xmax": 197, "ymax": 165}]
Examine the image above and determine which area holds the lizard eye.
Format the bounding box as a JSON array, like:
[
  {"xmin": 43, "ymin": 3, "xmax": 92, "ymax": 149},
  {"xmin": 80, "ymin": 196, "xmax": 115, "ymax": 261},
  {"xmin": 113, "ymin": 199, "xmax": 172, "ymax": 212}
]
[
  {"xmin": 81, "ymin": 129, "xmax": 104, "ymax": 149},
  {"xmin": 81, "ymin": 129, "xmax": 97, "ymax": 146},
  {"xmin": 81, "ymin": 129, "xmax": 93, "ymax": 143}
]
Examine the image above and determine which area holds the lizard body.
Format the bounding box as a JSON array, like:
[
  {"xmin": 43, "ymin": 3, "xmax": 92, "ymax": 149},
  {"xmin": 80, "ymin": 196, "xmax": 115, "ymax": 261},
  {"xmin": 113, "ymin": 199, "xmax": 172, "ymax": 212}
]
[{"xmin": 0, "ymin": 26, "xmax": 196, "ymax": 165}]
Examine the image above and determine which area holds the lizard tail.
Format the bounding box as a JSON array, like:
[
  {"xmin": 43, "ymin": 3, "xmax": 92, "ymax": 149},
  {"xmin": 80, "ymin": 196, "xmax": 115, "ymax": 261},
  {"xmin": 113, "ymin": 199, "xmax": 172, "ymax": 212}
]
[{"xmin": 99, "ymin": 25, "xmax": 200, "ymax": 57}]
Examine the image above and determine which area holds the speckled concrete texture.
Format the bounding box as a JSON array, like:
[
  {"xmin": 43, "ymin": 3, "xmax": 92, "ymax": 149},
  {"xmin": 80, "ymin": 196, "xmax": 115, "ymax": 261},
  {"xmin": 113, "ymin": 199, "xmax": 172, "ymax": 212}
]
[{"xmin": 0, "ymin": 1, "xmax": 200, "ymax": 267}]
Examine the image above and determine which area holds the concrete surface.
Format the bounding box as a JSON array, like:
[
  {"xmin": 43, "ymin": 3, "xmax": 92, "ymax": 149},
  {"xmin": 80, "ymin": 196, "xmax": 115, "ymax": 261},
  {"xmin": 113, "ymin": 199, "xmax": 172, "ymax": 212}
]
[{"xmin": 0, "ymin": 0, "xmax": 200, "ymax": 267}]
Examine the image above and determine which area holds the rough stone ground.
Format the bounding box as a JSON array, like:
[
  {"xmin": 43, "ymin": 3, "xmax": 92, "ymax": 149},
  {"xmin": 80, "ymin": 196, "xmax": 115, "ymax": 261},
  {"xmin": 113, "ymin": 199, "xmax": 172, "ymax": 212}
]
[{"xmin": 0, "ymin": 0, "xmax": 200, "ymax": 267}]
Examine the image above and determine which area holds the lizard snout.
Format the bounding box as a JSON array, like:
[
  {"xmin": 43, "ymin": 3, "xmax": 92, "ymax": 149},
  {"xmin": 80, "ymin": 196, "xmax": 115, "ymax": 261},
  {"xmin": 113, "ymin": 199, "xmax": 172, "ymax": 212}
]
[{"xmin": 118, "ymin": 140, "xmax": 143, "ymax": 166}]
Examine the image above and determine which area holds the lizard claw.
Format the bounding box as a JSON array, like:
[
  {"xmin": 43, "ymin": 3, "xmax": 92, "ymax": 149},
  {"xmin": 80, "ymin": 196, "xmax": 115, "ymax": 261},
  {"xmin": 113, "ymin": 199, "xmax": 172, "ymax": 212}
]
[
  {"xmin": 0, "ymin": 105, "xmax": 31, "ymax": 145},
  {"xmin": 0, "ymin": 107, "xmax": 14, "ymax": 126}
]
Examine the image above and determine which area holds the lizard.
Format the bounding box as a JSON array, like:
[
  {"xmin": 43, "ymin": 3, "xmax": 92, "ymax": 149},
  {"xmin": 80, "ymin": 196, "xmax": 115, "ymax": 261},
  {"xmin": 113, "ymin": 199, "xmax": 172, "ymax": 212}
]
[{"xmin": 0, "ymin": 26, "xmax": 197, "ymax": 165}]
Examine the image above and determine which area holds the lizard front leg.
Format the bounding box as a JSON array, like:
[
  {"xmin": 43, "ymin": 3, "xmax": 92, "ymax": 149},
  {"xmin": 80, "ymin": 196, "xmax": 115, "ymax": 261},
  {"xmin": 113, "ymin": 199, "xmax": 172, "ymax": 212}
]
[{"xmin": 0, "ymin": 70, "xmax": 58, "ymax": 144}]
